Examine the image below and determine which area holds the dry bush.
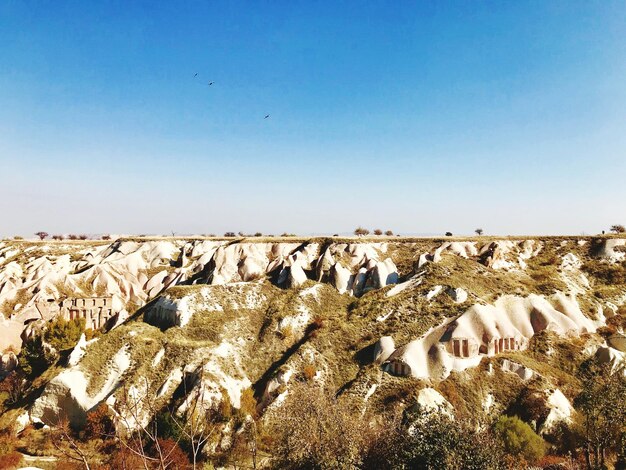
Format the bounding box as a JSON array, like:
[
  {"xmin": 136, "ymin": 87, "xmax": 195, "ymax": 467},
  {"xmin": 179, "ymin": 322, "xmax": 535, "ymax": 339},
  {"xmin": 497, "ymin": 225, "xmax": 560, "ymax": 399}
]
[
  {"xmin": 303, "ymin": 364, "xmax": 316, "ymax": 381},
  {"xmin": 84, "ymin": 403, "xmax": 114, "ymax": 440},
  {"xmin": 354, "ymin": 227, "xmax": 370, "ymax": 236},
  {"xmin": 268, "ymin": 383, "xmax": 372, "ymax": 469},
  {"xmin": 239, "ymin": 387, "xmax": 257, "ymax": 418}
]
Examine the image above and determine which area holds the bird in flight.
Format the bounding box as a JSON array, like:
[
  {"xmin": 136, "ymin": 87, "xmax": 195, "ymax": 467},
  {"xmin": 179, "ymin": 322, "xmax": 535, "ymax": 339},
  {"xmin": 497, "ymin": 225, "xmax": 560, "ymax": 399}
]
[
  {"xmin": 208, "ymin": 81, "xmax": 214, "ymax": 86},
  {"xmin": 194, "ymin": 73, "xmax": 198, "ymax": 77},
  {"xmin": 264, "ymin": 114, "xmax": 270, "ymax": 119}
]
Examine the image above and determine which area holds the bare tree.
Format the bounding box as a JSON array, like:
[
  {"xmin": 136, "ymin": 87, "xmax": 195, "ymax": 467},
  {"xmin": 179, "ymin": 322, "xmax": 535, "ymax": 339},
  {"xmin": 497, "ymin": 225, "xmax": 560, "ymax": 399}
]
[
  {"xmin": 35, "ymin": 231, "xmax": 49, "ymax": 240},
  {"xmin": 169, "ymin": 370, "xmax": 217, "ymax": 469},
  {"xmin": 115, "ymin": 378, "xmax": 184, "ymax": 470},
  {"xmin": 50, "ymin": 418, "xmax": 92, "ymax": 469}
]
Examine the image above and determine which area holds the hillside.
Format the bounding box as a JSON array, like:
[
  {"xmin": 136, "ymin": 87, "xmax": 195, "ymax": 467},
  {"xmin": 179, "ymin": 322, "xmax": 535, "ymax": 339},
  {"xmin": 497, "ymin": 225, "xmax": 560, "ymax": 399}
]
[{"xmin": 1, "ymin": 235, "xmax": 626, "ymax": 468}]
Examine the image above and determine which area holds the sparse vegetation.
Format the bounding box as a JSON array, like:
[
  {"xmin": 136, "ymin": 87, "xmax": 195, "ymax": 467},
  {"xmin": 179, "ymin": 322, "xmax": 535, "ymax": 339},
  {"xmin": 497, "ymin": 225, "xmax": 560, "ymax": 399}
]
[
  {"xmin": 610, "ymin": 224, "xmax": 625, "ymax": 233},
  {"xmin": 354, "ymin": 227, "xmax": 370, "ymax": 236}
]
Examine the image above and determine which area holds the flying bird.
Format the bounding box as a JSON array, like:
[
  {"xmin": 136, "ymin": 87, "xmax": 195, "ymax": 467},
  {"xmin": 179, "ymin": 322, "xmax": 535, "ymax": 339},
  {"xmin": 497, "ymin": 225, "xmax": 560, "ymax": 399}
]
[
  {"xmin": 264, "ymin": 114, "xmax": 270, "ymax": 119},
  {"xmin": 194, "ymin": 73, "xmax": 198, "ymax": 77},
  {"xmin": 208, "ymin": 81, "xmax": 214, "ymax": 86}
]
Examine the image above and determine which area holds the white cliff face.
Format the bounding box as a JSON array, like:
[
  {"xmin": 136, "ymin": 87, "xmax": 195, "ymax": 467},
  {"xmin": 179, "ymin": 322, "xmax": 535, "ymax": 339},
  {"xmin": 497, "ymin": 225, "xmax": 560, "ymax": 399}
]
[
  {"xmin": 30, "ymin": 346, "xmax": 131, "ymax": 427},
  {"xmin": 384, "ymin": 292, "xmax": 597, "ymax": 380}
]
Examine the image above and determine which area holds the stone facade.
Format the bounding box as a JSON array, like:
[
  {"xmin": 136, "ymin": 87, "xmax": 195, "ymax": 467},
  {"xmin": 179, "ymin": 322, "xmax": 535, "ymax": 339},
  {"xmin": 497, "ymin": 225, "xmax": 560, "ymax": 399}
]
[
  {"xmin": 60, "ymin": 297, "xmax": 115, "ymax": 330},
  {"xmin": 36, "ymin": 297, "xmax": 116, "ymax": 330}
]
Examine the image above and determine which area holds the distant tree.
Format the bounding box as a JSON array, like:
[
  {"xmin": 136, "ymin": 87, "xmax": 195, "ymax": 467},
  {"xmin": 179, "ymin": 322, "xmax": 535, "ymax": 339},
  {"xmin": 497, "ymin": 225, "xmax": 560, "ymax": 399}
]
[
  {"xmin": 445, "ymin": 232, "xmax": 453, "ymax": 237},
  {"xmin": 224, "ymin": 232, "xmax": 236, "ymax": 237},
  {"xmin": 385, "ymin": 230, "xmax": 394, "ymax": 236},
  {"xmin": 610, "ymin": 224, "xmax": 626, "ymax": 234},
  {"xmin": 101, "ymin": 234, "xmax": 111, "ymax": 240},
  {"xmin": 68, "ymin": 234, "xmax": 78, "ymax": 240},
  {"xmin": 475, "ymin": 228, "xmax": 484, "ymax": 236},
  {"xmin": 78, "ymin": 234, "xmax": 88, "ymax": 240},
  {"xmin": 373, "ymin": 229, "xmax": 383, "ymax": 235},
  {"xmin": 354, "ymin": 227, "xmax": 370, "ymax": 236},
  {"xmin": 35, "ymin": 231, "xmax": 48, "ymax": 240},
  {"xmin": 493, "ymin": 415, "xmax": 545, "ymax": 464},
  {"xmin": 254, "ymin": 232, "xmax": 263, "ymax": 237},
  {"xmin": 332, "ymin": 233, "xmax": 339, "ymax": 237},
  {"xmin": 52, "ymin": 234, "xmax": 64, "ymax": 240}
]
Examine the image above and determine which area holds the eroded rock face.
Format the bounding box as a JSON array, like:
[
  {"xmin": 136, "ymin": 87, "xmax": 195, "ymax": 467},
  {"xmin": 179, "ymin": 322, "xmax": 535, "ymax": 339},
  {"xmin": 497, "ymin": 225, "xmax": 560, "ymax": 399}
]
[
  {"xmin": 31, "ymin": 347, "xmax": 131, "ymax": 427},
  {"xmin": 384, "ymin": 293, "xmax": 596, "ymax": 380},
  {"xmin": 2, "ymin": 235, "xmax": 626, "ymax": 445}
]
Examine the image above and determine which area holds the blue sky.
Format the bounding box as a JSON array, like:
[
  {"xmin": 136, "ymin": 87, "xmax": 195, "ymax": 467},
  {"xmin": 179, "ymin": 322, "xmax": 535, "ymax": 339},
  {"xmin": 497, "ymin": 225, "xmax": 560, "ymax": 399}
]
[{"xmin": 1, "ymin": 1, "xmax": 625, "ymax": 236}]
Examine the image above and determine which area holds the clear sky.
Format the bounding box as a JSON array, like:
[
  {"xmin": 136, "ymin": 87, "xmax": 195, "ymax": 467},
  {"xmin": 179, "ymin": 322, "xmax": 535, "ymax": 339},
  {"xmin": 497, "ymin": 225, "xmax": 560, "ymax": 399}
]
[{"xmin": 1, "ymin": 1, "xmax": 625, "ymax": 237}]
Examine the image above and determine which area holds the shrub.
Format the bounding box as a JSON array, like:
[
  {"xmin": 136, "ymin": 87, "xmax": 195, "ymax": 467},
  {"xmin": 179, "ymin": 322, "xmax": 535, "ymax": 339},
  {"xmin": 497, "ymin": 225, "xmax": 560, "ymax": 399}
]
[
  {"xmin": 354, "ymin": 227, "xmax": 370, "ymax": 236},
  {"xmin": 217, "ymin": 393, "xmax": 233, "ymax": 422},
  {"xmin": 78, "ymin": 234, "xmax": 88, "ymax": 240},
  {"xmin": 270, "ymin": 384, "xmax": 371, "ymax": 469},
  {"xmin": 494, "ymin": 415, "xmax": 545, "ymax": 463},
  {"xmin": 44, "ymin": 317, "xmax": 86, "ymax": 351},
  {"xmin": 0, "ymin": 371, "xmax": 26, "ymax": 405},
  {"xmin": 19, "ymin": 333, "xmax": 57, "ymax": 376},
  {"xmin": 445, "ymin": 231, "xmax": 453, "ymax": 236},
  {"xmin": 224, "ymin": 232, "xmax": 236, "ymax": 237},
  {"xmin": 0, "ymin": 451, "xmax": 22, "ymax": 469},
  {"xmin": 52, "ymin": 234, "xmax": 64, "ymax": 240},
  {"xmin": 68, "ymin": 234, "xmax": 78, "ymax": 240},
  {"xmin": 154, "ymin": 438, "xmax": 190, "ymax": 469},
  {"xmin": 366, "ymin": 409, "xmax": 504, "ymax": 469},
  {"xmin": 373, "ymin": 229, "xmax": 383, "ymax": 235},
  {"xmin": 0, "ymin": 432, "xmax": 22, "ymax": 469},
  {"xmin": 34, "ymin": 231, "xmax": 48, "ymax": 240},
  {"xmin": 101, "ymin": 234, "xmax": 111, "ymax": 240},
  {"xmin": 254, "ymin": 232, "xmax": 263, "ymax": 237},
  {"xmin": 303, "ymin": 364, "xmax": 316, "ymax": 381},
  {"xmin": 239, "ymin": 388, "xmax": 257, "ymax": 418},
  {"xmin": 155, "ymin": 411, "xmax": 184, "ymax": 442},
  {"xmin": 385, "ymin": 230, "xmax": 393, "ymax": 236},
  {"xmin": 84, "ymin": 403, "xmax": 114, "ymax": 439}
]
